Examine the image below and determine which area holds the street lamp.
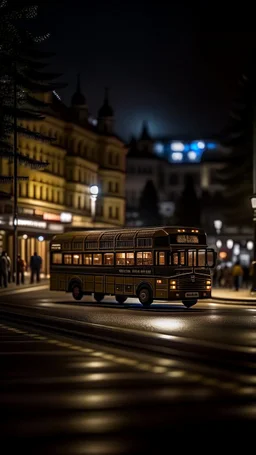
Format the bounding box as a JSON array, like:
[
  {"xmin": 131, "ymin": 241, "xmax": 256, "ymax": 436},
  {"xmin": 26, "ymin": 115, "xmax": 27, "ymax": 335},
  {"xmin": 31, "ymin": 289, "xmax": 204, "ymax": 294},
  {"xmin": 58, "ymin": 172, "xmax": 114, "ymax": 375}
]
[
  {"xmin": 214, "ymin": 219, "xmax": 222, "ymax": 234},
  {"xmin": 90, "ymin": 185, "xmax": 99, "ymax": 221},
  {"xmin": 250, "ymin": 195, "xmax": 256, "ymax": 293}
]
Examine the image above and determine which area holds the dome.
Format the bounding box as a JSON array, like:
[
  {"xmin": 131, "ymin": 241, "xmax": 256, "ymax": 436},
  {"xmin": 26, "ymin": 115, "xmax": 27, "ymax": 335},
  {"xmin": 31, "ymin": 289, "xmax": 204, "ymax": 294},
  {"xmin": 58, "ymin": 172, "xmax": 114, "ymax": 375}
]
[{"xmin": 71, "ymin": 91, "xmax": 86, "ymax": 106}]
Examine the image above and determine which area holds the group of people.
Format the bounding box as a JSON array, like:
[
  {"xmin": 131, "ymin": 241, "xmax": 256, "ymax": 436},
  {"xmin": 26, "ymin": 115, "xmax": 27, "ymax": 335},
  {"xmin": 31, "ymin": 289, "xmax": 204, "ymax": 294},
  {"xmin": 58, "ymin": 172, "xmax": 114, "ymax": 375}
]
[
  {"xmin": 0, "ymin": 251, "xmax": 42, "ymax": 288},
  {"xmin": 213, "ymin": 260, "xmax": 253, "ymax": 291}
]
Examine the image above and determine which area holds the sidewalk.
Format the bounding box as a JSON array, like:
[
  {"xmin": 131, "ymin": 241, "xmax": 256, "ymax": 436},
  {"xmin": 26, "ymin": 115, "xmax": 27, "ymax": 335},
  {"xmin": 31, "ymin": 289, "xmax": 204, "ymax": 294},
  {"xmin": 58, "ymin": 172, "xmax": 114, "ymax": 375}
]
[
  {"xmin": 0, "ymin": 279, "xmax": 49, "ymax": 295},
  {"xmin": 212, "ymin": 288, "xmax": 256, "ymax": 302}
]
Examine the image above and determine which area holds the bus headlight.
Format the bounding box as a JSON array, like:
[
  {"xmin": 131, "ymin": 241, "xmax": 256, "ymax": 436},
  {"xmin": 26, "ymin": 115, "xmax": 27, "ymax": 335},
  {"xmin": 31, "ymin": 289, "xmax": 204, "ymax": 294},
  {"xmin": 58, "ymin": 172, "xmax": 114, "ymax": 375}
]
[
  {"xmin": 206, "ymin": 280, "xmax": 211, "ymax": 285},
  {"xmin": 206, "ymin": 285, "xmax": 211, "ymax": 290},
  {"xmin": 170, "ymin": 280, "xmax": 176, "ymax": 290}
]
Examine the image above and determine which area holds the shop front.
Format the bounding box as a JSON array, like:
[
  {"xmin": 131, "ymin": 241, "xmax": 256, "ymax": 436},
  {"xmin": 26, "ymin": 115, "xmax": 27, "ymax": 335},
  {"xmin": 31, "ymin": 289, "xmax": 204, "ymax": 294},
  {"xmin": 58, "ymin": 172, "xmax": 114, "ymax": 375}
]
[{"xmin": 0, "ymin": 209, "xmax": 72, "ymax": 278}]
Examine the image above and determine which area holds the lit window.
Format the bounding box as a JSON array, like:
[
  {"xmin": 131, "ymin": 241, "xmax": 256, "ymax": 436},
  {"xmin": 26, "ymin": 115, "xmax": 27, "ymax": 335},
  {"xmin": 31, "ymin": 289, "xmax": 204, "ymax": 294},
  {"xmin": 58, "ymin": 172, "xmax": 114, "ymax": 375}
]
[
  {"xmin": 52, "ymin": 253, "xmax": 62, "ymax": 264},
  {"xmin": 137, "ymin": 252, "xmax": 152, "ymax": 265},
  {"xmin": 188, "ymin": 151, "xmax": 197, "ymax": 161},
  {"xmin": 197, "ymin": 141, "xmax": 205, "ymax": 149},
  {"xmin": 198, "ymin": 250, "xmax": 206, "ymax": 267},
  {"xmin": 93, "ymin": 254, "xmax": 102, "ymax": 265},
  {"xmin": 73, "ymin": 254, "xmax": 82, "ymax": 265},
  {"xmin": 171, "ymin": 152, "xmax": 183, "ymax": 161},
  {"xmin": 116, "ymin": 252, "xmax": 125, "ymax": 265},
  {"xmin": 159, "ymin": 252, "xmax": 165, "ymax": 265},
  {"xmin": 126, "ymin": 252, "xmax": 134, "ymax": 265},
  {"xmin": 188, "ymin": 250, "xmax": 196, "ymax": 267},
  {"xmin": 207, "ymin": 250, "xmax": 214, "ymax": 266},
  {"xmin": 154, "ymin": 143, "xmax": 164, "ymax": 154},
  {"xmin": 104, "ymin": 253, "xmax": 114, "ymax": 265},
  {"xmin": 64, "ymin": 254, "xmax": 72, "ymax": 265},
  {"xmin": 84, "ymin": 254, "xmax": 92, "ymax": 265},
  {"xmin": 171, "ymin": 142, "xmax": 184, "ymax": 152}
]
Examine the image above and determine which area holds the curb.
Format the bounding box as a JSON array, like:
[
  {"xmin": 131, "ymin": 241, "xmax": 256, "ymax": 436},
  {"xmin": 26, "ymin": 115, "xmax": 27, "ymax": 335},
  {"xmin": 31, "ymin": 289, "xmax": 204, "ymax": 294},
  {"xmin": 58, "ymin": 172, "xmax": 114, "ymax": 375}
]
[{"xmin": 211, "ymin": 297, "xmax": 256, "ymax": 304}]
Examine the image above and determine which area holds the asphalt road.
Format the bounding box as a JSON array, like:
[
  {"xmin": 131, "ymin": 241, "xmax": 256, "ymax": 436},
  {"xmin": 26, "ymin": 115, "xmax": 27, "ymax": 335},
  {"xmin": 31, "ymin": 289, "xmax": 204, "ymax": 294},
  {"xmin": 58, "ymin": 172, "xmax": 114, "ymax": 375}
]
[{"xmin": 1, "ymin": 288, "xmax": 255, "ymax": 453}]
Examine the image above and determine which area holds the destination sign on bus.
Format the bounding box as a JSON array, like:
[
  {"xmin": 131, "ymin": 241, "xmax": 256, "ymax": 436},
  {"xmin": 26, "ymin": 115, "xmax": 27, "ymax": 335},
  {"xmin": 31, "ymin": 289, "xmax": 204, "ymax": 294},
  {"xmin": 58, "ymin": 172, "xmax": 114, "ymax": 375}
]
[{"xmin": 177, "ymin": 235, "xmax": 199, "ymax": 243}]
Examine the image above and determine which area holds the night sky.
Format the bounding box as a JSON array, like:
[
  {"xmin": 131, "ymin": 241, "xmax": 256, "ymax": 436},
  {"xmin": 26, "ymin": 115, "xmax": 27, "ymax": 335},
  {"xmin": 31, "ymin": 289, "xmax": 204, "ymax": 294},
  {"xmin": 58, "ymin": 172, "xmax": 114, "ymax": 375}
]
[{"xmin": 36, "ymin": 0, "xmax": 255, "ymax": 141}]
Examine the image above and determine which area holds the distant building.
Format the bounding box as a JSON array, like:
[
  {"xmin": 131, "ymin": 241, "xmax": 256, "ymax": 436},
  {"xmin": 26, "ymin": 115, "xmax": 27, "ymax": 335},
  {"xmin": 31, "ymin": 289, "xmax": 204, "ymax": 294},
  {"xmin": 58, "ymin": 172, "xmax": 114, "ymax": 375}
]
[
  {"xmin": 126, "ymin": 122, "xmax": 226, "ymax": 227},
  {"xmin": 126, "ymin": 122, "xmax": 254, "ymax": 266},
  {"xmin": 0, "ymin": 78, "xmax": 127, "ymax": 276}
]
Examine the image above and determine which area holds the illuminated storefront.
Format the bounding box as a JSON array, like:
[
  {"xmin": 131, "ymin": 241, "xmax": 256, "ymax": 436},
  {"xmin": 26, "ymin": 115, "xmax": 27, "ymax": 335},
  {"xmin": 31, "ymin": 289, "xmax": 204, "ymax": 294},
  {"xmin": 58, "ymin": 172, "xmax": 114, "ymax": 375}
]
[{"xmin": 0, "ymin": 210, "xmax": 72, "ymax": 276}]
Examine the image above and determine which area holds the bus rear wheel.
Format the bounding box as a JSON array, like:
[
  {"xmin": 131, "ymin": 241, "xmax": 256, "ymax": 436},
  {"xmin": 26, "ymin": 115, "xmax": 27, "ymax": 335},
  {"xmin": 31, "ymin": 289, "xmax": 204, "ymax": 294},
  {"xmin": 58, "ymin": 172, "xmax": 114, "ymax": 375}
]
[
  {"xmin": 115, "ymin": 295, "xmax": 127, "ymax": 304},
  {"xmin": 94, "ymin": 293, "xmax": 104, "ymax": 303},
  {"xmin": 182, "ymin": 299, "xmax": 197, "ymax": 308},
  {"xmin": 72, "ymin": 284, "xmax": 83, "ymax": 301},
  {"xmin": 138, "ymin": 287, "xmax": 153, "ymax": 307}
]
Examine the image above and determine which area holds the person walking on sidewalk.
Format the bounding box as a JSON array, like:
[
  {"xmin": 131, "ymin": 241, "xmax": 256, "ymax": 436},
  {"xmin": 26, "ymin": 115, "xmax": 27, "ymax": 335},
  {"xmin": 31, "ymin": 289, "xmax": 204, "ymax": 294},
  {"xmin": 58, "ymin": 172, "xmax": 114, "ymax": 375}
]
[
  {"xmin": 232, "ymin": 260, "xmax": 243, "ymax": 291},
  {"xmin": 17, "ymin": 255, "xmax": 25, "ymax": 284},
  {"xmin": 5, "ymin": 252, "xmax": 11, "ymax": 283},
  {"xmin": 0, "ymin": 251, "xmax": 8, "ymax": 288},
  {"xmin": 30, "ymin": 252, "xmax": 42, "ymax": 284}
]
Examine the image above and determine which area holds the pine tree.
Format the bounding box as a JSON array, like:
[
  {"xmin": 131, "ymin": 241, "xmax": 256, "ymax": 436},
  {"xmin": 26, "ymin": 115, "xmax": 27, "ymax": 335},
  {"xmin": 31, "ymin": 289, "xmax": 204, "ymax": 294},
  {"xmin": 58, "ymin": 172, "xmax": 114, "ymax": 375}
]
[
  {"xmin": 174, "ymin": 175, "xmax": 201, "ymax": 226},
  {"xmin": 139, "ymin": 180, "xmax": 161, "ymax": 226},
  {"xmin": 0, "ymin": 0, "xmax": 65, "ymax": 183},
  {"xmin": 216, "ymin": 67, "xmax": 253, "ymax": 226}
]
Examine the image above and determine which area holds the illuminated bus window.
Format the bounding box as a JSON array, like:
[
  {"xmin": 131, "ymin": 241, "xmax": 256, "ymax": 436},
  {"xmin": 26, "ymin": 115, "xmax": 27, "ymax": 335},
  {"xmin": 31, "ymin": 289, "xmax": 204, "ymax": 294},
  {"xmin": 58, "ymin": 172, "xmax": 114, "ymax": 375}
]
[
  {"xmin": 84, "ymin": 253, "xmax": 92, "ymax": 265},
  {"xmin": 188, "ymin": 250, "xmax": 196, "ymax": 266},
  {"xmin": 143, "ymin": 252, "xmax": 152, "ymax": 265},
  {"xmin": 159, "ymin": 252, "xmax": 165, "ymax": 265},
  {"xmin": 73, "ymin": 254, "xmax": 82, "ymax": 265},
  {"xmin": 104, "ymin": 253, "xmax": 114, "ymax": 265},
  {"xmin": 93, "ymin": 254, "xmax": 102, "ymax": 265},
  {"xmin": 207, "ymin": 250, "xmax": 214, "ymax": 267},
  {"xmin": 137, "ymin": 252, "xmax": 143, "ymax": 265},
  {"xmin": 116, "ymin": 252, "xmax": 125, "ymax": 265},
  {"xmin": 172, "ymin": 253, "xmax": 178, "ymax": 265},
  {"xmin": 198, "ymin": 250, "xmax": 206, "ymax": 267},
  {"xmin": 126, "ymin": 252, "xmax": 135, "ymax": 265},
  {"xmin": 64, "ymin": 254, "xmax": 72, "ymax": 265},
  {"xmin": 180, "ymin": 251, "xmax": 185, "ymax": 265},
  {"xmin": 52, "ymin": 253, "xmax": 62, "ymax": 264}
]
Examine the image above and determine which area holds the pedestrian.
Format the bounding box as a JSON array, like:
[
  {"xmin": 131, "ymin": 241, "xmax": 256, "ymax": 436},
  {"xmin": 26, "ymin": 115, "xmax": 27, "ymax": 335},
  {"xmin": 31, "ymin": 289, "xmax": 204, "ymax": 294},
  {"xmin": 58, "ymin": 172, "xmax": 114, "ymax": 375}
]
[
  {"xmin": 0, "ymin": 251, "xmax": 8, "ymax": 288},
  {"xmin": 5, "ymin": 252, "xmax": 11, "ymax": 283},
  {"xmin": 232, "ymin": 260, "xmax": 243, "ymax": 291},
  {"xmin": 30, "ymin": 251, "xmax": 42, "ymax": 284},
  {"xmin": 17, "ymin": 254, "xmax": 25, "ymax": 284}
]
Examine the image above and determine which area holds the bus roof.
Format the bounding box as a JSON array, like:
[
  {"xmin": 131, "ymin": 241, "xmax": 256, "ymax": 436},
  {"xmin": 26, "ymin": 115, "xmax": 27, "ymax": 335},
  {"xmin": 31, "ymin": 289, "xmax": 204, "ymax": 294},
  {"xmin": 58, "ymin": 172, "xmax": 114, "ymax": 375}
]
[{"xmin": 51, "ymin": 226, "xmax": 205, "ymax": 244}]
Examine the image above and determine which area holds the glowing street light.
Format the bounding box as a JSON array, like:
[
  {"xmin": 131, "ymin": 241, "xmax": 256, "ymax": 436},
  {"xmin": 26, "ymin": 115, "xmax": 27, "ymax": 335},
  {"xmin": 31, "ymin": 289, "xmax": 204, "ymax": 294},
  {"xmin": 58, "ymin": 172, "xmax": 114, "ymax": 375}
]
[
  {"xmin": 90, "ymin": 185, "xmax": 99, "ymax": 220},
  {"xmin": 214, "ymin": 219, "xmax": 222, "ymax": 235}
]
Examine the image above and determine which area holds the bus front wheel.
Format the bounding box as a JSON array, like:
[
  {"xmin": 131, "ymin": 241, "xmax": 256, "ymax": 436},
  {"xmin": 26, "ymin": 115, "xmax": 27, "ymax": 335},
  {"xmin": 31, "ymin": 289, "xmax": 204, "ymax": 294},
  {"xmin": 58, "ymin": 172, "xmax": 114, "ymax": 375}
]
[
  {"xmin": 94, "ymin": 293, "xmax": 104, "ymax": 303},
  {"xmin": 116, "ymin": 295, "xmax": 127, "ymax": 304},
  {"xmin": 138, "ymin": 287, "xmax": 153, "ymax": 307},
  {"xmin": 72, "ymin": 284, "xmax": 83, "ymax": 301},
  {"xmin": 182, "ymin": 299, "xmax": 197, "ymax": 308}
]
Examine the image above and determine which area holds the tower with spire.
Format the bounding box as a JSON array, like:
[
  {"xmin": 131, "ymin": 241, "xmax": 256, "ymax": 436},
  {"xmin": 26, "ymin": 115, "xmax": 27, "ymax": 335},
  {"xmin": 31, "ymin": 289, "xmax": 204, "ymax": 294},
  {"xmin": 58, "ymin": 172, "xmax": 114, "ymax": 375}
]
[
  {"xmin": 71, "ymin": 74, "xmax": 88, "ymax": 124},
  {"xmin": 138, "ymin": 121, "xmax": 153, "ymax": 153},
  {"xmin": 98, "ymin": 87, "xmax": 114, "ymax": 134}
]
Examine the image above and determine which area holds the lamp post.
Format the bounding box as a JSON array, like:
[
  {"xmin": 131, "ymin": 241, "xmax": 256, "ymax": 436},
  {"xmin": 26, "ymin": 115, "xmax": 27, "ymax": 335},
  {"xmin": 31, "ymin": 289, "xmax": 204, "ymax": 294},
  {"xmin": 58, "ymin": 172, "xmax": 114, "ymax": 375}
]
[
  {"xmin": 250, "ymin": 195, "xmax": 256, "ymax": 293},
  {"xmin": 90, "ymin": 185, "xmax": 99, "ymax": 223},
  {"xmin": 214, "ymin": 219, "xmax": 222, "ymax": 235}
]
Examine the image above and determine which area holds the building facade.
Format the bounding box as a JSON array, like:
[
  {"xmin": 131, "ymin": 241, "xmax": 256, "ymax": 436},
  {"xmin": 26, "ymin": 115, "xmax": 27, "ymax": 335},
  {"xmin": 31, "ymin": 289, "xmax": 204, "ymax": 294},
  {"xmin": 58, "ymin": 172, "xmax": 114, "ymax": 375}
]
[
  {"xmin": 0, "ymin": 81, "xmax": 127, "ymax": 276},
  {"xmin": 126, "ymin": 123, "xmax": 254, "ymax": 266}
]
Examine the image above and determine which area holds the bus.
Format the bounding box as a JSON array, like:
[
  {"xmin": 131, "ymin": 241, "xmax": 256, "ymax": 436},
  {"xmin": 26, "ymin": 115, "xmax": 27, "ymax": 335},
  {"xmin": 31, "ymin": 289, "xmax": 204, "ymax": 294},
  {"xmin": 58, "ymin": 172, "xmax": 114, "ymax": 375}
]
[{"xmin": 50, "ymin": 226, "xmax": 216, "ymax": 308}]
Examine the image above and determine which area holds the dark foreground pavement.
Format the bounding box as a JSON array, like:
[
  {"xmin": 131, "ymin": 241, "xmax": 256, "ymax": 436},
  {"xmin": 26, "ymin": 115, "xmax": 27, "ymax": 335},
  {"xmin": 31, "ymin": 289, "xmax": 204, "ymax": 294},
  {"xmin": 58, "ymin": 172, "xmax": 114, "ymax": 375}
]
[{"xmin": 1, "ymin": 289, "xmax": 256, "ymax": 453}]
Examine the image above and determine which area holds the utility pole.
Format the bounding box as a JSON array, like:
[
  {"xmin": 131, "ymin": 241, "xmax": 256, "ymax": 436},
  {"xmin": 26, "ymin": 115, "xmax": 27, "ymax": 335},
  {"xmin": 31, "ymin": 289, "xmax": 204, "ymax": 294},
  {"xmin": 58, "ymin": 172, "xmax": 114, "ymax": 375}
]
[{"xmin": 13, "ymin": 58, "xmax": 19, "ymax": 285}]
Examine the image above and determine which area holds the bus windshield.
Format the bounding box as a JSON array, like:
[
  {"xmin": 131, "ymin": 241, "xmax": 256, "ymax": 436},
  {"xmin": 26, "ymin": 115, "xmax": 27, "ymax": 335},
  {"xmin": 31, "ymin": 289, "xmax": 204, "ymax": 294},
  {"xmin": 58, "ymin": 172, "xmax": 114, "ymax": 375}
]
[{"xmin": 170, "ymin": 249, "xmax": 215, "ymax": 267}]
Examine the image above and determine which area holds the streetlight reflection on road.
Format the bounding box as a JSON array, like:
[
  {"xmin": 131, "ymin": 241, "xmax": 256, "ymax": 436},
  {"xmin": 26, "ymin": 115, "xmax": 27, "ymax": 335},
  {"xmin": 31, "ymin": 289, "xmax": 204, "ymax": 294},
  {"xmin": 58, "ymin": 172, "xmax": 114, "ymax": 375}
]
[{"xmin": 153, "ymin": 317, "xmax": 186, "ymax": 332}]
